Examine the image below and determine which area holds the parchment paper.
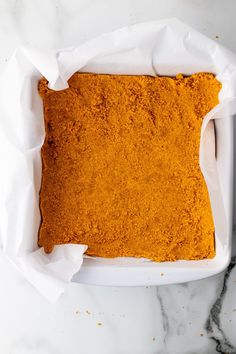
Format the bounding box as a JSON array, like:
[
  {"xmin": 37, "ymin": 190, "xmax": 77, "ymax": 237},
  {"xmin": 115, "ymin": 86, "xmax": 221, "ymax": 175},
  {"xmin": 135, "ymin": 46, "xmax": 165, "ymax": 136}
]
[{"xmin": 1, "ymin": 18, "xmax": 236, "ymax": 302}]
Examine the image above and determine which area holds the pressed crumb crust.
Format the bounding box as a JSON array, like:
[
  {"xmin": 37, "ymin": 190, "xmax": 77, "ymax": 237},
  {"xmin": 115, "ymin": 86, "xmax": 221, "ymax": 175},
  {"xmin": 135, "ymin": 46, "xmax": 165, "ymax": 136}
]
[{"xmin": 38, "ymin": 73, "xmax": 221, "ymax": 261}]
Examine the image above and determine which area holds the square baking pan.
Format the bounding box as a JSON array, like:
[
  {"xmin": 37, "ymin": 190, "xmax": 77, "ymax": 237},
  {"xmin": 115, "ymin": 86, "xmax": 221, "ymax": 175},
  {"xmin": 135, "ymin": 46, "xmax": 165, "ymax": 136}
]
[{"xmin": 1, "ymin": 20, "xmax": 235, "ymax": 297}]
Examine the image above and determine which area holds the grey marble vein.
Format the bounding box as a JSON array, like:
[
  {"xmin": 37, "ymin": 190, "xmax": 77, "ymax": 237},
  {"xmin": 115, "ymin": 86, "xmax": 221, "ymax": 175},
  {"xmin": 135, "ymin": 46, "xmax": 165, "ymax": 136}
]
[{"xmin": 206, "ymin": 257, "xmax": 236, "ymax": 354}]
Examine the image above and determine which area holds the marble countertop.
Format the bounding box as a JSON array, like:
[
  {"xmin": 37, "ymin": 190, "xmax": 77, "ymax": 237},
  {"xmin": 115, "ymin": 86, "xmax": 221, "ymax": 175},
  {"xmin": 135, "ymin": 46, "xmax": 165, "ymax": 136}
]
[{"xmin": 1, "ymin": 1, "xmax": 236, "ymax": 353}]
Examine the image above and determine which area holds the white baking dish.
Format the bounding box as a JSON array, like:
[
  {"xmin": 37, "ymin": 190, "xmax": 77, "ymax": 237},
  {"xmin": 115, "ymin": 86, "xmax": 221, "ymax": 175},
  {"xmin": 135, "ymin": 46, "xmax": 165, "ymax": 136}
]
[{"xmin": 1, "ymin": 19, "xmax": 236, "ymax": 301}]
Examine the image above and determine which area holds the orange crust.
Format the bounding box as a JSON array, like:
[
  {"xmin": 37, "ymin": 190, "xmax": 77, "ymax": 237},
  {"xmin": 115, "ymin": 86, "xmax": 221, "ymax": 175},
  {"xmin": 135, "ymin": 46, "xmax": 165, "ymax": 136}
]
[{"xmin": 38, "ymin": 73, "xmax": 221, "ymax": 261}]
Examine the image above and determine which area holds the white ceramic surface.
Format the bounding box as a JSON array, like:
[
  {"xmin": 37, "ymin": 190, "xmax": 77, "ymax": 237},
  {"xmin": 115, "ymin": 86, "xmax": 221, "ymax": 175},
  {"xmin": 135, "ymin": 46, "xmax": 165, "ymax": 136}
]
[{"xmin": 1, "ymin": 1, "xmax": 236, "ymax": 353}]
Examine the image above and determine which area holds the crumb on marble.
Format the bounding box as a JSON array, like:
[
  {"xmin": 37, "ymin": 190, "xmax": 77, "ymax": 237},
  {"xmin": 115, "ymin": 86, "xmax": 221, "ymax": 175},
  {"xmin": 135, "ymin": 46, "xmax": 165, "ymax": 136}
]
[{"xmin": 97, "ymin": 322, "xmax": 102, "ymax": 326}]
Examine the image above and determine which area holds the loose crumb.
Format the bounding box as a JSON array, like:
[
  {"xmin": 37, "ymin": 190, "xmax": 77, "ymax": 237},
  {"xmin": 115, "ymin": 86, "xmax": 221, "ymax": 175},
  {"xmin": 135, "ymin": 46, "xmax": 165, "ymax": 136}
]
[{"xmin": 97, "ymin": 322, "xmax": 102, "ymax": 326}]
